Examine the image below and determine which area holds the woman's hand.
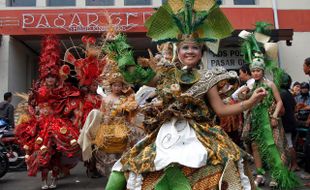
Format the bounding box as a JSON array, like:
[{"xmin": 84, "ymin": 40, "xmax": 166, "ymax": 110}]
[
  {"xmin": 270, "ymin": 117, "xmax": 278, "ymax": 127},
  {"xmin": 240, "ymin": 86, "xmax": 250, "ymax": 95},
  {"xmin": 249, "ymin": 87, "xmax": 267, "ymax": 104},
  {"xmin": 238, "ymin": 86, "xmax": 250, "ymax": 100}
]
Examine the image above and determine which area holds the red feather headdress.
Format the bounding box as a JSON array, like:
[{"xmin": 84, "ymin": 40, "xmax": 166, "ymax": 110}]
[{"xmin": 38, "ymin": 35, "xmax": 61, "ymax": 80}]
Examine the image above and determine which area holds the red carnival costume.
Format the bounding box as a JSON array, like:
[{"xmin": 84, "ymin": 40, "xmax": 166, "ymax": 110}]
[
  {"xmin": 15, "ymin": 35, "xmax": 81, "ymax": 189},
  {"xmin": 63, "ymin": 35, "xmax": 105, "ymax": 126}
]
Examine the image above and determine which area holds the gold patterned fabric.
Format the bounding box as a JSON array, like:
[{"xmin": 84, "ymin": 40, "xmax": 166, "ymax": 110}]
[
  {"xmin": 120, "ymin": 68, "xmax": 241, "ymax": 173},
  {"xmin": 186, "ymin": 67, "xmax": 238, "ymax": 98},
  {"xmin": 187, "ymin": 164, "xmax": 223, "ymax": 190},
  {"xmin": 191, "ymin": 122, "xmax": 241, "ymax": 165},
  {"xmin": 116, "ymin": 67, "xmax": 247, "ymax": 190},
  {"xmin": 219, "ymin": 159, "xmax": 243, "ymax": 190},
  {"xmin": 142, "ymin": 164, "xmax": 223, "ymax": 190},
  {"xmin": 120, "ymin": 130, "xmax": 158, "ymax": 173},
  {"xmin": 120, "ymin": 121, "xmax": 241, "ymax": 174}
]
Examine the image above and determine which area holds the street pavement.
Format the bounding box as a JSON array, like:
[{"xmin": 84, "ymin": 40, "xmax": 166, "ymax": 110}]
[
  {"xmin": 1, "ymin": 162, "xmax": 310, "ymax": 190},
  {"xmin": 0, "ymin": 162, "xmax": 107, "ymax": 190}
]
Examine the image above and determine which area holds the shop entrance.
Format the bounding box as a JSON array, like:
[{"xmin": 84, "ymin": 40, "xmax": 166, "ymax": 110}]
[
  {"xmin": 11, "ymin": 33, "xmax": 155, "ymax": 85},
  {"xmin": 2, "ymin": 33, "xmax": 154, "ymax": 106}
]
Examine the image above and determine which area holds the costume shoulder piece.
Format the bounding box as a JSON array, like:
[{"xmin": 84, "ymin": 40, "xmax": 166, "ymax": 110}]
[{"xmin": 186, "ymin": 67, "xmax": 237, "ymax": 97}]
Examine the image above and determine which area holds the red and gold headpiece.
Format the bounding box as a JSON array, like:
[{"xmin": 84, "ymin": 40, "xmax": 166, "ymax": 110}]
[{"xmin": 38, "ymin": 35, "xmax": 61, "ymax": 80}]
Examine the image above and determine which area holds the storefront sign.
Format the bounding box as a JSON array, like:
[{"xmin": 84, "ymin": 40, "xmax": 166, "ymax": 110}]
[
  {"xmin": 21, "ymin": 11, "xmax": 153, "ymax": 32},
  {"xmin": 0, "ymin": 8, "xmax": 274, "ymax": 35},
  {"xmin": 207, "ymin": 48, "xmax": 245, "ymax": 70},
  {"xmin": 0, "ymin": 8, "xmax": 153, "ymax": 35}
]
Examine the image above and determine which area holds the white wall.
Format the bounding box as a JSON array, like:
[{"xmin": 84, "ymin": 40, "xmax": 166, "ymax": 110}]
[
  {"xmin": 222, "ymin": 0, "xmax": 272, "ymax": 7},
  {"xmin": 278, "ymin": 0, "xmax": 310, "ymax": 10},
  {"xmin": 7, "ymin": 37, "xmax": 37, "ymax": 105},
  {"xmin": 279, "ymin": 32, "xmax": 310, "ymax": 83},
  {"xmin": 0, "ymin": 0, "xmax": 5, "ymax": 7},
  {"xmin": 0, "ymin": 36, "xmax": 10, "ymax": 100}
]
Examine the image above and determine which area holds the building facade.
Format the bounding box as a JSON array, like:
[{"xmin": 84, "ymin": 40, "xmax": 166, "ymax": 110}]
[{"xmin": 0, "ymin": 0, "xmax": 309, "ymax": 104}]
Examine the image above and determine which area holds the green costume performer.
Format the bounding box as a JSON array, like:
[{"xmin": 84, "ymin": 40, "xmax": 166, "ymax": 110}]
[{"xmin": 240, "ymin": 23, "xmax": 300, "ymax": 189}]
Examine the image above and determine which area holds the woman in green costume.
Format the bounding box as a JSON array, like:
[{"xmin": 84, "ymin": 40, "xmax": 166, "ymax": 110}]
[
  {"xmin": 104, "ymin": 1, "xmax": 270, "ymax": 189},
  {"xmin": 247, "ymin": 57, "xmax": 300, "ymax": 189},
  {"xmin": 238, "ymin": 23, "xmax": 300, "ymax": 189}
]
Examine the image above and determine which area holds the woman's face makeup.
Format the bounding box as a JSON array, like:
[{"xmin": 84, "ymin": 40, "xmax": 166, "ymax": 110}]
[
  {"xmin": 111, "ymin": 82, "xmax": 123, "ymax": 95},
  {"xmin": 178, "ymin": 42, "xmax": 202, "ymax": 69},
  {"xmin": 251, "ymin": 68, "xmax": 264, "ymax": 81},
  {"xmin": 45, "ymin": 76, "xmax": 56, "ymax": 87}
]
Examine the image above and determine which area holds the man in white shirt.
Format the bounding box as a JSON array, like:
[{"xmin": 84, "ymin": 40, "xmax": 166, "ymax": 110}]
[{"xmin": 232, "ymin": 64, "xmax": 255, "ymax": 101}]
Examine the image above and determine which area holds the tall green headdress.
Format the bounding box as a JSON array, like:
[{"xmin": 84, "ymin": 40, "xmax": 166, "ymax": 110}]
[
  {"xmin": 102, "ymin": 1, "xmax": 234, "ymax": 85},
  {"xmin": 145, "ymin": 0, "xmax": 233, "ymax": 53},
  {"xmin": 239, "ymin": 22, "xmax": 284, "ymax": 88}
]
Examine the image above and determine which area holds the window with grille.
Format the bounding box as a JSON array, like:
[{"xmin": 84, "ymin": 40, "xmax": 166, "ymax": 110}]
[
  {"xmin": 47, "ymin": 0, "xmax": 76, "ymax": 6},
  {"xmin": 86, "ymin": 0, "xmax": 114, "ymax": 6},
  {"xmin": 124, "ymin": 0, "xmax": 151, "ymax": 6},
  {"xmin": 6, "ymin": 0, "xmax": 36, "ymax": 7},
  {"xmin": 234, "ymin": 0, "xmax": 255, "ymax": 5}
]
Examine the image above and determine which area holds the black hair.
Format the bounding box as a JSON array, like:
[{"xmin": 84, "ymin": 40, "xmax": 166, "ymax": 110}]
[
  {"xmin": 305, "ymin": 57, "xmax": 310, "ymax": 66},
  {"xmin": 4, "ymin": 92, "xmax": 12, "ymax": 101},
  {"xmin": 280, "ymin": 73, "xmax": 292, "ymax": 90},
  {"xmin": 292, "ymin": 81, "xmax": 300, "ymax": 87},
  {"xmin": 239, "ymin": 64, "xmax": 251, "ymax": 76},
  {"xmin": 300, "ymin": 82, "xmax": 309, "ymax": 89}
]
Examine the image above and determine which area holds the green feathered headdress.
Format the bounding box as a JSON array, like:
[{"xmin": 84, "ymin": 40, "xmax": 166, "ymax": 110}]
[
  {"xmin": 239, "ymin": 22, "xmax": 284, "ymax": 88},
  {"xmin": 102, "ymin": 34, "xmax": 155, "ymax": 85},
  {"xmin": 145, "ymin": 0, "xmax": 233, "ymax": 53}
]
